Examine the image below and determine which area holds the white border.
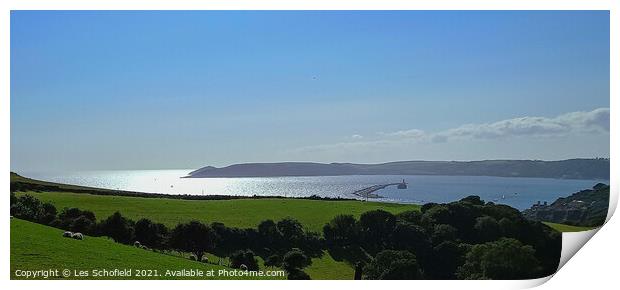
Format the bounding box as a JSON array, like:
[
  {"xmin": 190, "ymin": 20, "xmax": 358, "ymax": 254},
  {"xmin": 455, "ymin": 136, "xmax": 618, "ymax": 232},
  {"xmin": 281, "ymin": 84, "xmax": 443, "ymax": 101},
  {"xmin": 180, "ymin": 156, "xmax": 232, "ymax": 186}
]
[{"xmin": 1, "ymin": 1, "xmax": 617, "ymax": 290}]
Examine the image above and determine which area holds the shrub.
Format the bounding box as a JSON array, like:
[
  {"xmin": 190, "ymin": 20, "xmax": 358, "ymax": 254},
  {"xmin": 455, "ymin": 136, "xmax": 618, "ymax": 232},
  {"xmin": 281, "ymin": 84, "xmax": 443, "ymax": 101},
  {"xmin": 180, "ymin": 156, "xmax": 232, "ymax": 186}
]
[
  {"xmin": 323, "ymin": 215, "xmax": 359, "ymax": 247},
  {"xmin": 282, "ymin": 248, "xmax": 311, "ymax": 273},
  {"xmin": 98, "ymin": 212, "xmax": 135, "ymax": 244},
  {"xmin": 264, "ymin": 254, "xmax": 282, "ymax": 267},
  {"xmin": 229, "ymin": 249, "xmax": 259, "ymax": 271},
  {"xmin": 364, "ymin": 250, "xmax": 422, "ymax": 280},
  {"xmin": 359, "ymin": 210, "xmax": 396, "ymax": 253},
  {"xmin": 10, "ymin": 194, "xmax": 57, "ymax": 225},
  {"xmin": 457, "ymin": 238, "xmax": 540, "ymax": 279},
  {"xmin": 169, "ymin": 221, "xmax": 215, "ymax": 261},
  {"xmin": 287, "ymin": 269, "xmax": 311, "ymax": 280},
  {"xmin": 134, "ymin": 218, "xmax": 169, "ymax": 249}
]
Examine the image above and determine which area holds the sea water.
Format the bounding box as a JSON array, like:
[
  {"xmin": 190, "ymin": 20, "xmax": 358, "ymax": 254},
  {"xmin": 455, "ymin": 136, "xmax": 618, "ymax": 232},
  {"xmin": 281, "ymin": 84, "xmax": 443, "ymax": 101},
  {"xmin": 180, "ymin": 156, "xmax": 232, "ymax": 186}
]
[{"xmin": 20, "ymin": 170, "xmax": 607, "ymax": 210}]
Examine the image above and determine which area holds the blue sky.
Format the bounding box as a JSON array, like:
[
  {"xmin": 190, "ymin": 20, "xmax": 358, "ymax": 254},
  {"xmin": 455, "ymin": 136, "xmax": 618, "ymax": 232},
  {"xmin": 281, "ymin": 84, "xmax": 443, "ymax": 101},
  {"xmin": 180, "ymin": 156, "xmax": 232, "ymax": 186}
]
[{"xmin": 11, "ymin": 11, "xmax": 610, "ymax": 171}]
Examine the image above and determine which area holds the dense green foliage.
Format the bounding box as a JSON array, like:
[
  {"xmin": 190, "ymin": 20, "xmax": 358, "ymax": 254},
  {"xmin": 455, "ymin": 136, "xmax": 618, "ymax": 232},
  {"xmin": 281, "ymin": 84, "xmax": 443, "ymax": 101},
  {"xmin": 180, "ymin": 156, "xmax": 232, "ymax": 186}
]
[
  {"xmin": 322, "ymin": 196, "xmax": 561, "ymax": 280},
  {"xmin": 282, "ymin": 249, "xmax": 312, "ymax": 280},
  {"xmin": 230, "ymin": 250, "xmax": 259, "ymax": 271}
]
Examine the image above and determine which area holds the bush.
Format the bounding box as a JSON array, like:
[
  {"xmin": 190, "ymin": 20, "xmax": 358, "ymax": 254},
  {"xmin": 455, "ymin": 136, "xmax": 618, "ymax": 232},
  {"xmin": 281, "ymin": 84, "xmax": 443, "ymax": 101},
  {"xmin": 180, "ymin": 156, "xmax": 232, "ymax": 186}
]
[
  {"xmin": 264, "ymin": 254, "xmax": 282, "ymax": 267},
  {"xmin": 98, "ymin": 212, "xmax": 135, "ymax": 244},
  {"xmin": 55, "ymin": 207, "xmax": 97, "ymax": 234},
  {"xmin": 364, "ymin": 250, "xmax": 422, "ymax": 280},
  {"xmin": 323, "ymin": 215, "xmax": 359, "ymax": 247},
  {"xmin": 276, "ymin": 217, "xmax": 305, "ymax": 243},
  {"xmin": 282, "ymin": 248, "xmax": 312, "ymax": 273},
  {"xmin": 10, "ymin": 194, "xmax": 57, "ymax": 225},
  {"xmin": 229, "ymin": 249, "xmax": 259, "ymax": 271},
  {"xmin": 287, "ymin": 269, "xmax": 311, "ymax": 280},
  {"xmin": 135, "ymin": 218, "xmax": 169, "ymax": 249},
  {"xmin": 169, "ymin": 221, "xmax": 215, "ymax": 261},
  {"xmin": 70, "ymin": 215, "xmax": 96, "ymax": 234},
  {"xmin": 359, "ymin": 210, "xmax": 396, "ymax": 253},
  {"xmin": 457, "ymin": 238, "xmax": 540, "ymax": 279}
]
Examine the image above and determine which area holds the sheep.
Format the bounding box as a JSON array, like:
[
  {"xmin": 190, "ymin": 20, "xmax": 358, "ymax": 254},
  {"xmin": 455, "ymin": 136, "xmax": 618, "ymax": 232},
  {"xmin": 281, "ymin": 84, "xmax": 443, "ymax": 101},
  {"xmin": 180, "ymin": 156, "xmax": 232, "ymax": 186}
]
[
  {"xmin": 63, "ymin": 231, "xmax": 73, "ymax": 238},
  {"xmin": 71, "ymin": 232, "xmax": 84, "ymax": 240},
  {"xmin": 201, "ymin": 256, "xmax": 209, "ymax": 263},
  {"xmin": 189, "ymin": 254, "xmax": 197, "ymax": 261},
  {"xmin": 240, "ymin": 264, "xmax": 248, "ymax": 271},
  {"xmin": 134, "ymin": 241, "xmax": 142, "ymax": 247},
  {"xmin": 140, "ymin": 245, "xmax": 148, "ymax": 250}
]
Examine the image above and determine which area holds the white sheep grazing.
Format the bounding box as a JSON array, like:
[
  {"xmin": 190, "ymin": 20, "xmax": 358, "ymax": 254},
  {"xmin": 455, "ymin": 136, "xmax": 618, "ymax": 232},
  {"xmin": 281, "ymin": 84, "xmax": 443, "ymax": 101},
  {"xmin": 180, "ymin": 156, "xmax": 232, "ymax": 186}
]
[
  {"xmin": 240, "ymin": 264, "xmax": 248, "ymax": 271},
  {"xmin": 134, "ymin": 241, "xmax": 142, "ymax": 247},
  {"xmin": 201, "ymin": 256, "xmax": 209, "ymax": 263},
  {"xmin": 71, "ymin": 232, "xmax": 84, "ymax": 240},
  {"xmin": 189, "ymin": 254, "xmax": 197, "ymax": 261},
  {"xmin": 63, "ymin": 231, "xmax": 73, "ymax": 238}
]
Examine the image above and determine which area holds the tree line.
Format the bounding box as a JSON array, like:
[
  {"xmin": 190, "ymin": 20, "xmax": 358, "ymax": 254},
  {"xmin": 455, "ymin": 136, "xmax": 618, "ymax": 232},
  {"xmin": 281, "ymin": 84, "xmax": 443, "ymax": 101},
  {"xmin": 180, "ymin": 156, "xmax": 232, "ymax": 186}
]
[
  {"xmin": 10, "ymin": 193, "xmax": 560, "ymax": 280},
  {"xmin": 322, "ymin": 195, "xmax": 561, "ymax": 279}
]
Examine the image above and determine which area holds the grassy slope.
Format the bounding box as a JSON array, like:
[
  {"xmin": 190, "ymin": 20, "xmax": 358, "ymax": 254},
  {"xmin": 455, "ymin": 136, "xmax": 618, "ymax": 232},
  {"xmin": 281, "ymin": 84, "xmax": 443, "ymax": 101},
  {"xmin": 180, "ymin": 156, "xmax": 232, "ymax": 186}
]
[
  {"xmin": 11, "ymin": 218, "xmax": 279, "ymax": 280},
  {"xmin": 15, "ymin": 190, "xmax": 418, "ymax": 279},
  {"xmin": 11, "ymin": 172, "xmax": 118, "ymax": 193},
  {"xmin": 16, "ymin": 191, "xmax": 419, "ymax": 232},
  {"xmin": 543, "ymin": 222, "xmax": 597, "ymax": 232}
]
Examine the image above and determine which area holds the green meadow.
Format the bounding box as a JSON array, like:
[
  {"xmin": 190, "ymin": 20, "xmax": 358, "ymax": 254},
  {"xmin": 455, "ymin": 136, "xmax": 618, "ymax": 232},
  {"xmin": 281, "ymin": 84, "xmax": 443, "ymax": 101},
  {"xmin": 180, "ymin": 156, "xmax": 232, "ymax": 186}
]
[
  {"xmin": 543, "ymin": 222, "xmax": 597, "ymax": 232},
  {"xmin": 11, "ymin": 218, "xmax": 280, "ymax": 280},
  {"xmin": 15, "ymin": 190, "xmax": 420, "ymax": 233},
  {"xmin": 12, "ymin": 189, "xmax": 419, "ymax": 280}
]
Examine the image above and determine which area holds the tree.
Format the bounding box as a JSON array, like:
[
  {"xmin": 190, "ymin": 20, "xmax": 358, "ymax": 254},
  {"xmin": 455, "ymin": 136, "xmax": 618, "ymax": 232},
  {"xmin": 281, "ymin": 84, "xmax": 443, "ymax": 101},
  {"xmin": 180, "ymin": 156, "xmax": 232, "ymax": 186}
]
[
  {"xmin": 264, "ymin": 254, "xmax": 282, "ymax": 268},
  {"xmin": 432, "ymin": 224, "xmax": 458, "ymax": 243},
  {"xmin": 323, "ymin": 214, "xmax": 359, "ymax": 247},
  {"xmin": 396, "ymin": 210, "xmax": 422, "ymax": 224},
  {"xmin": 10, "ymin": 194, "xmax": 57, "ymax": 225},
  {"xmin": 230, "ymin": 249, "xmax": 259, "ymax": 271},
  {"xmin": 424, "ymin": 241, "xmax": 468, "ymax": 279},
  {"xmin": 70, "ymin": 215, "xmax": 96, "ymax": 234},
  {"xmin": 257, "ymin": 219, "xmax": 281, "ymax": 249},
  {"xmin": 282, "ymin": 249, "xmax": 312, "ymax": 280},
  {"xmin": 354, "ymin": 262, "xmax": 364, "ymax": 280},
  {"xmin": 474, "ymin": 216, "xmax": 501, "ymax": 242},
  {"xmin": 169, "ymin": 220, "xmax": 215, "ymax": 261},
  {"xmin": 460, "ymin": 195, "xmax": 485, "ymax": 206},
  {"xmin": 457, "ymin": 238, "xmax": 541, "ymax": 279},
  {"xmin": 277, "ymin": 217, "xmax": 305, "ymax": 243},
  {"xmin": 54, "ymin": 207, "xmax": 97, "ymax": 234},
  {"xmin": 390, "ymin": 222, "xmax": 431, "ymax": 256},
  {"xmin": 98, "ymin": 211, "xmax": 135, "ymax": 244},
  {"xmin": 359, "ymin": 210, "xmax": 396, "ymax": 253},
  {"xmin": 287, "ymin": 269, "xmax": 311, "ymax": 280},
  {"xmin": 364, "ymin": 250, "xmax": 422, "ymax": 280},
  {"xmin": 135, "ymin": 218, "xmax": 169, "ymax": 249},
  {"xmin": 282, "ymin": 249, "xmax": 312, "ymax": 272}
]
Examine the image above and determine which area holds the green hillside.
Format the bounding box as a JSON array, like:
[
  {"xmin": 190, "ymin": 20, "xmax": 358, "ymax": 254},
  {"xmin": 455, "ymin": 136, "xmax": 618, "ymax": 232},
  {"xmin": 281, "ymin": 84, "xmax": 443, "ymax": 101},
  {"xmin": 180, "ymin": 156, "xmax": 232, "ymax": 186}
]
[
  {"xmin": 11, "ymin": 218, "xmax": 281, "ymax": 280},
  {"xmin": 15, "ymin": 191, "xmax": 419, "ymax": 233},
  {"xmin": 543, "ymin": 222, "xmax": 597, "ymax": 232}
]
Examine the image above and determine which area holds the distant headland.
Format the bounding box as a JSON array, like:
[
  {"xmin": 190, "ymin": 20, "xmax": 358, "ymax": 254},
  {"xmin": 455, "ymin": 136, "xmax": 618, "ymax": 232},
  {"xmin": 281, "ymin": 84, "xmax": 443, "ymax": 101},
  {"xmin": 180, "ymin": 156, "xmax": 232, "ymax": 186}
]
[{"xmin": 186, "ymin": 158, "xmax": 609, "ymax": 180}]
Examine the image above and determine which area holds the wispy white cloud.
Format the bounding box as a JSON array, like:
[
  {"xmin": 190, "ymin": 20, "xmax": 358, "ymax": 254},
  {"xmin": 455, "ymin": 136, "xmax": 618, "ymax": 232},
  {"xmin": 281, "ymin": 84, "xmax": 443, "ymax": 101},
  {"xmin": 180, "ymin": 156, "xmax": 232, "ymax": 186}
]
[
  {"xmin": 291, "ymin": 108, "xmax": 610, "ymax": 153},
  {"xmin": 432, "ymin": 107, "xmax": 609, "ymax": 142}
]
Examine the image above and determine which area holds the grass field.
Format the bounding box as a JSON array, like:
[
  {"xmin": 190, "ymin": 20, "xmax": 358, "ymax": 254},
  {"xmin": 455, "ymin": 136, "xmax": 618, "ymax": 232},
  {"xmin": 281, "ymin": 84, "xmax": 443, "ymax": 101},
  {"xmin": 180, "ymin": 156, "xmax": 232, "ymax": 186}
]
[
  {"xmin": 15, "ymin": 191, "xmax": 420, "ymax": 232},
  {"xmin": 543, "ymin": 222, "xmax": 598, "ymax": 232},
  {"xmin": 11, "ymin": 218, "xmax": 282, "ymax": 280},
  {"xmin": 13, "ymin": 190, "xmax": 418, "ymax": 279}
]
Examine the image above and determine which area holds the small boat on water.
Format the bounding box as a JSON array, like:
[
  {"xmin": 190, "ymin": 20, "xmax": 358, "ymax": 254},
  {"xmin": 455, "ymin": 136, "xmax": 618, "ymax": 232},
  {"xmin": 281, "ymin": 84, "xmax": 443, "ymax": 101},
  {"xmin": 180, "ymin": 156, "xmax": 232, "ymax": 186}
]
[{"xmin": 397, "ymin": 179, "xmax": 408, "ymax": 189}]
